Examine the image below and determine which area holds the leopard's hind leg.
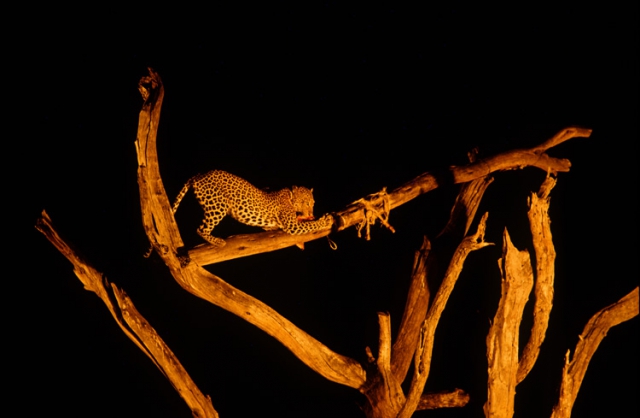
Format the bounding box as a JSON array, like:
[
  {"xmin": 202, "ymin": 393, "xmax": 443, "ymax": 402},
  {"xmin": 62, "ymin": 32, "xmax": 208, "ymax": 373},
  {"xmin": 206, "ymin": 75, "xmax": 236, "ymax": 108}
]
[
  {"xmin": 197, "ymin": 222, "xmax": 227, "ymax": 247},
  {"xmin": 193, "ymin": 186, "xmax": 228, "ymax": 247}
]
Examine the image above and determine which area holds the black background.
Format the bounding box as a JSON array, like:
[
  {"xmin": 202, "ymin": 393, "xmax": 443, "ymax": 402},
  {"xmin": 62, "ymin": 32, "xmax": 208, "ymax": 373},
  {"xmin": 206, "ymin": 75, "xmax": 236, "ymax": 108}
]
[{"xmin": 24, "ymin": 4, "xmax": 637, "ymax": 417}]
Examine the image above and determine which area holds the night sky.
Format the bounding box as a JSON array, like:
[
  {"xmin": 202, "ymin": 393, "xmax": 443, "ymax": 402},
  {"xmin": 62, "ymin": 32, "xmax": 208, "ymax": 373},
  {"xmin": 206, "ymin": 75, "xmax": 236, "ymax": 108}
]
[{"xmin": 26, "ymin": 4, "xmax": 637, "ymax": 417}]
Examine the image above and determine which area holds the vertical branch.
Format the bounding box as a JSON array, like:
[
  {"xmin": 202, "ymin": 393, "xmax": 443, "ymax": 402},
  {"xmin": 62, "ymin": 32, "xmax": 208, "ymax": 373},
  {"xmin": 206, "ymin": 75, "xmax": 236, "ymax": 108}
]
[
  {"xmin": 377, "ymin": 313, "xmax": 405, "ymax": 412},
  {"xmin": 551, "ymin": 287, "xmax": 639, "ymax": 418},
  {"xmin": 391, "ymin": 236, "xmax": 431, "ymax": 381},
  {"xmin": 136, "ymin": 68, "xmax": 183, "ymax": 253},
  {"xmin": 392, "ymin": 173, "xmax": 493, "ymax": 384},
  {"xmin": 484, "ymin": 229, "xmax": 534, "ymax": 418},
  {"xmin": 134, "ymin": 69, "xmax": 367, "ymax": 389},
  {"xmin": 517, "ymin": 175, "xmax": 557, "ymax": 383},
  {"xmin": 397, "ymin": 214, "xmax": 492, "ymax": 418},
  {"xmin": 360, "ymin": 313, "xmax": 406, "ymax": 418},
  {"xmin": 439, "ymin": 176, "xmax": 495, "ymax": 238}
]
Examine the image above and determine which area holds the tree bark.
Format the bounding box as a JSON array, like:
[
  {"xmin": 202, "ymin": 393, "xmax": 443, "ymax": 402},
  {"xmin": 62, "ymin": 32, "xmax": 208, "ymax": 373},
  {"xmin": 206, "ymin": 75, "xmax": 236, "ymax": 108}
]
[
  {"xmin": 551, "ymin": 287, "xmax": 639, "ymax": 418},
  {"xmin": 36, "ymin": 211, "xmax": 218, "ymax": 418},
  {"xmin": 185, "ymin": 127, "xmax": 591, "ymax": 266},
  {"xmin": 484, "ymin": 229, "xmax": 534, "ymax": 418},
  {"xmin": 41, "ymin": 67, "xmax": 634, "ymax": 417},
  {"xmin": 137, "ymin": 69, "xmax": 367, "ymax": 389},
  {"xmin": 517, "ymin": 176, "xmax": 557, "ymax": 384}
]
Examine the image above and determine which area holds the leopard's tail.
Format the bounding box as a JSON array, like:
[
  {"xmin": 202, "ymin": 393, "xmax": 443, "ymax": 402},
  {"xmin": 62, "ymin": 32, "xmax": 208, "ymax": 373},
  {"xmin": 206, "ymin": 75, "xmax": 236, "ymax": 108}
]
[
  {"xmin": 171, "ymin": 177, "xmax": 195, "ymax": 214},
  {"xmin": 144, "ymin": 177, "xmax": 194, "ymax": 258}
]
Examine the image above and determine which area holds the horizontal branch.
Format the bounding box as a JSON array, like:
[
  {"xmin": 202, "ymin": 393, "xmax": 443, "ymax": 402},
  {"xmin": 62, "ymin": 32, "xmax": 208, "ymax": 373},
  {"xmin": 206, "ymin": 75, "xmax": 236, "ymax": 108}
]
[
  {"xmin": 178, "ymin": 127, "xmax": 589, "ymax": 266},
  {"xmin": 336, "ymin": 127, "xmax": 591, "ymax": 232},
  {"xmin": 188, "ymin": 229, "xmax": 331, "ymax": 266},
  {"xmin": 417, "ymin": 389, "xmax": 470, "ymax": 410}
]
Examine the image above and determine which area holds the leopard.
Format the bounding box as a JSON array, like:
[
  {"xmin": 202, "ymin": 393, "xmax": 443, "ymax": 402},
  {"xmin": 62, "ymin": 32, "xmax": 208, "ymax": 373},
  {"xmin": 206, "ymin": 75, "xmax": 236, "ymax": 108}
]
[{"xmin": 171, "ymin": 170, "xmax": 333, "ymax": 247}]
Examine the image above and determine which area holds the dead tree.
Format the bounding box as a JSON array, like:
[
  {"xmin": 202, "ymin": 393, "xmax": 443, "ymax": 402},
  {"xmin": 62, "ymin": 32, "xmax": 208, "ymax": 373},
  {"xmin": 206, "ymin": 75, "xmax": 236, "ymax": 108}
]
[{"xmin": 37, "ymin": 69, "xmax": 638, "ymax": 417}]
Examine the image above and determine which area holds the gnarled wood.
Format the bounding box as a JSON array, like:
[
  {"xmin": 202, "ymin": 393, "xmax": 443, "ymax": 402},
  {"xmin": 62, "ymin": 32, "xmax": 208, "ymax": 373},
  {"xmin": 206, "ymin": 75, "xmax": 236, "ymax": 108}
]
[
  {"xmin": 397, "ymin": 214, "xmax": 493, "ymax": 418},
  {"xmin": 37, "ymin": 65, "xmax": 635, "ymax": 417},
  {"xmin": 335, "ymin": 127, "xmax": 592, "ymax": 234},
  {"xmin": 36, "ymin": 211, "xmax": 218, "ymax": 418},
  {"xmin": 136, "ymin": 69, "xmax": 366, "ymax": 390},
  {"xmin": 484, "ymin": 229, "xmax": 534, "ymax": 418},
  {"xmin": 185, "ymin": 128, "xmax": 590, "ymax": 266},
  {"xmin": 361, "ymin": 313, "xmax": 406, "ymax": 418},
  {"xmin": 551, "ymin": 287, "xmax": 639, "ymax": 418},
  {"xmin": 188, "ymin": 228, "xmax": 331, "ymax": 266},
  {"xmin": 517, "ymin": 175, "xmax": 557, "ymax": 384},
  {"xmin": 417, "ymin": 388, "xmax": 470, "ymax": 410},
  {"xmin": 390, "ymin": 236, "xmax": 431, "ymax": 382}
]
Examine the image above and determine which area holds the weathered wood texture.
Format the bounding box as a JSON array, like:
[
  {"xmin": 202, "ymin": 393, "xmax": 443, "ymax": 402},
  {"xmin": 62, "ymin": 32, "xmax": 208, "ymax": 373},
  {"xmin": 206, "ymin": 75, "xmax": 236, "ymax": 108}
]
[
  {"xmin": 36, "ymin": 211, "xmax": 218, "ymax": 418},
  {"xmin": 484, "ymin": 229, "xmax": 535, "ymax": 417},
  {"xmin": 137, "ymin": 69, "xmax": 367, "ymax": 390},
  {"xmin": 517, "ymin": 176, "xmax": 557, "ymax": 384},
  {"xmin": 39, "ymin": 66, "xmax": 637, "ymax": 418},
  {"xmin": 551, "ymin": 287, "xmax": 639, "ymax": 418},
  {"xmin": 186, "ymin": 127, "xmax": 591, "ymax": 266}
]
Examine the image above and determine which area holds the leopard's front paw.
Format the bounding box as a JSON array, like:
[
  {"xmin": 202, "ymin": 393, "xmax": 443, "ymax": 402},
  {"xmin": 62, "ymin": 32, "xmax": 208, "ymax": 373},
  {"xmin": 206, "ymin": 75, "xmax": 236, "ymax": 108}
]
[{"xmin": 319, "ymin": 213, "xmax": 334, "ymax": 228}]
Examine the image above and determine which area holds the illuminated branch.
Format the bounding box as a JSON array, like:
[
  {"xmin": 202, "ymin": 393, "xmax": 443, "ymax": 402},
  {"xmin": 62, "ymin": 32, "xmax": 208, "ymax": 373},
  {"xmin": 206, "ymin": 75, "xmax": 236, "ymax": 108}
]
[
  {"xmin": 335, "ymin": 127, "xmax": 592, "ymax": 234},
  {"xmin": 35, "ymin": 211, "xmax": 218, "ymax": 418},
  {"xmin": 517, "ymin": 175, "xmax": 557, "ymax": 384},
  {"xmin": 186, "ymin": 127, "xmax": 590, "ymax": 266},
  {"xmin": 37, "ymin": 66, "xmax": 633, "ymax": 418},
  {"xmin": 551, "ymin": 287, "xmax": 639, "ymax": 418},
  {"xmin": 361, "ymin": 176, "xmax": 490, "ymax": 417},
  {"xmin": 483, "ymin": 229, "xmax": 535, "ymax": 418},
  {"xmin": 136, "ymin": 68, "xmax": 366, "ymax": 389},
  {"xmin": 397, "ymin": 214, "xmax": 492, "ymax": 418},
  {"xmin": 390, "ymin": 237, "xmax": 431, "ymax": 382}
]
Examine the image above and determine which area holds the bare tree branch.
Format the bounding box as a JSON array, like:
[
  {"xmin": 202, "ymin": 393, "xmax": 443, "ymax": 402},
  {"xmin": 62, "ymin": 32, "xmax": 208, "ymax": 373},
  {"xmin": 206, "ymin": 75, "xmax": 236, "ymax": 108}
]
[
  {"xmin": 335, "ymin": 127, "xmax": 592, "ymax": 234},
  {"xmin": 36, "ymin": 211, "xmax": 218, "ymax": 418},
  {"xmin": 551, "ymin": 287, "xmax": 639, "ymax": 418},
  {"xmin": 398, "ymin": 213, "xmax": 493, "ymax": 418},
  {"xmin": 38, "ymin": 64, "xmax": 633, "ymax": 417},
  {"xmin": 391, "ymin": 236, "xmax": 431, "ymax": 382},
  {"xmin": 417, "ymin": 388, "xmax": 470, "ymax": 410},
  {"xmin": 439, "ymin": 176, "xmax": 495, "ymax": 238},
  {"xmin": 188, "ymin": 228, "xmax": 330, "ymax": 266},
  {"xmin": 136, "ymin": 69, "xmax": 367, "ymax": 389},
  {"xmin": 517, "ymin": 175, "xmax": 557, "ymax": 384},
  {"xmin": 184, "ymin": 128, "xmax": 590, "ymax": 266},
  {"xmin": 368, "ymin": 313, "xmax": 406, "ymax": 416},
  {"xmin": 484, "ymin": 229, "xmax": 534, "ymax": 418}
]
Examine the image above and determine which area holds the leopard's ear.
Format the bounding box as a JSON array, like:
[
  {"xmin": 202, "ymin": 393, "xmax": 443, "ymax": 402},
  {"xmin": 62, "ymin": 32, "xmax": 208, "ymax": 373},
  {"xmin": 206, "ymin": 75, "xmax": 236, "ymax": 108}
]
[{"xmin": 310, "ymin": 188, "xmax": 313, "ymax": 193}]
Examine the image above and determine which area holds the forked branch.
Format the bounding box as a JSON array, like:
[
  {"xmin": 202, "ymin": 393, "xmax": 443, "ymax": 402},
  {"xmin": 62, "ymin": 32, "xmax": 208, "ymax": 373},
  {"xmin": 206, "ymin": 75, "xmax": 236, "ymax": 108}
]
[
  {"xmin": 397, "ymin": 213, "xmax": 493, "ymax": 418},
  {"xmin": 136, "ymin": 68, "xmax": 366, "ymax": 389},
  {"xmin": 185, "ymin": 126, "xmax": 590, "ymax": 266},
  {"xmin": 334, "ymin": 127, "xmax": 592, "ymax": 234}
]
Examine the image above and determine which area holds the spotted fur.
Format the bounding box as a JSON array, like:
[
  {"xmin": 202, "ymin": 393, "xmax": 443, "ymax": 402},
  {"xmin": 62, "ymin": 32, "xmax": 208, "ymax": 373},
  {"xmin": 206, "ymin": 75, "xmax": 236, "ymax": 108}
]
[{"xmin": 172, "ymin": 170, "xmax": 333, "ymax": 246}]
